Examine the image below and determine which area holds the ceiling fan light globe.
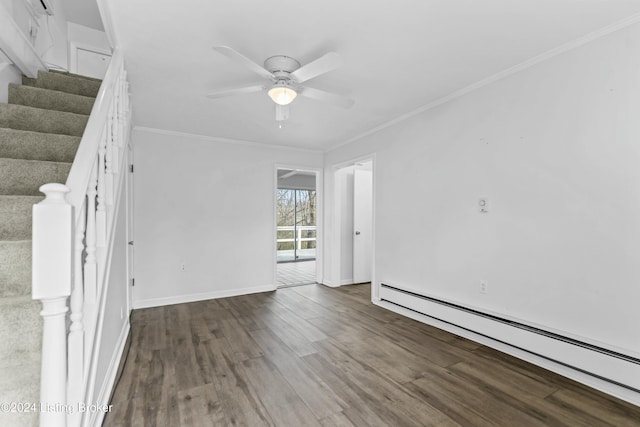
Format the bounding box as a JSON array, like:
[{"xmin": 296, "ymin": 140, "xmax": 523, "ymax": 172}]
[{"xmin": 268, "ymin": 86, "xmax": 297, "ymax": 106}]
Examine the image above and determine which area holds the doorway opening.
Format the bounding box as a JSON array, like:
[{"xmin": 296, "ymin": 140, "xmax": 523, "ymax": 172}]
[
  {"xmin": 276, "ymin": 168, "xmax": 318, "ymax": 287},
  {"xmin": 334, "ymin": 159, "xmax": 374, "ymax": 287}
]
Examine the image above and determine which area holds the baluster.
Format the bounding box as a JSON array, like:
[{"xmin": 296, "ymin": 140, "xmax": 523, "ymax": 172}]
[
  {"xmin": 84, "ymin": 161, "xmax": 98, "ymax": 304},
  {"xmin": 111, "ymin": 97, "xmax": 120, "ymax": 174},
  {"xmin": 32, "ymin": 184, "xmax": 72, "ymax": 427},
  {"xmin": 124, "ymin": 79, "xmax": 131, "ymax": 146},
  {"xmin": 67, "ymin": 199, "xmax": 86, "ymax": 426},
  {"xmin": 83, "ymin": 161, "xmax": 98, "ymax": 382},
  {"xmin": 105, "ymin": 104, "xmax": 114, "ymax": 206},
  {"xmin": 96, "ymin": 130, "xmax": 107, "ymax": 247},
  {"xmin": 119, "ymin": 73, "xmax": 126, "ymax": 147}
]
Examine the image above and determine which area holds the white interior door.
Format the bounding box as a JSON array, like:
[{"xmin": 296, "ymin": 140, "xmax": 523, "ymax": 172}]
[
  {"xmin": 353, "ymin": 169, "xmax": 373, "ymax": 283},
  {"xmin": 76, "ymin": 48, "xmax": 111, "ymax": 79}
]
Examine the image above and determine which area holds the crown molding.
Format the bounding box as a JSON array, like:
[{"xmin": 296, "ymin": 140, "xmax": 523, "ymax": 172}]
[
  {"xmin": 329, "ymin": 13, "xmax": 640, "ymax": 152},
  {"xmin": 133, "ymin": 126, "xmax": 324, "ymax": 154}
]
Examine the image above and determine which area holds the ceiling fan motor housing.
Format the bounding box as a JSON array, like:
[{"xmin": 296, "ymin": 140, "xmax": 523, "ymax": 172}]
[{"xmin": 264, "ymin": 55, "xmax": 301, "ymax": 83}]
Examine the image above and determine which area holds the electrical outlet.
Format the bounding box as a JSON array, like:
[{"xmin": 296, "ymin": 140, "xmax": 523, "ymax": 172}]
[
  {"xmin": 480, "ymin": 280, "xmax": 488, "ymax": 294},
  {"xmin": 180, "ymin": 263, "xmax": 186, "ymax": 272}
]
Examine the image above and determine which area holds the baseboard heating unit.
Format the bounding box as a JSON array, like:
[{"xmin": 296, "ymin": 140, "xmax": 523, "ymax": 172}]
[{"xmin": 377, "ymin": 283, "xmax": 640, "ymax": 405}]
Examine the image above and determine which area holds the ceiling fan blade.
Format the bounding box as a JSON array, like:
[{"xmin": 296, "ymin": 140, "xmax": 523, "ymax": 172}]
[
  {"xmin": 212, "ymin": 46, "xmax": 274, "ymax": 80},
  {"xmin": 206, "ymin": 85, "xmax": 265, "ymax": 99},
  {"xmin": 291, "ymin": 52, "xmax": 343, "ymax": 83},
  {"xmin": 300, "ymin": 86, "xmax": 354, "ymax": 109}
]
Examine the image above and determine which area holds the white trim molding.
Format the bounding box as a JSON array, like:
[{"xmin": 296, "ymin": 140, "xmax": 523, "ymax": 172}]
[
  {"xmin": 133, "ymin": 284, "xmax": 277, "ymax": 309},
  {"xmin": 330, "ymin": 13, "xmax": 640, "ymax": 151}
]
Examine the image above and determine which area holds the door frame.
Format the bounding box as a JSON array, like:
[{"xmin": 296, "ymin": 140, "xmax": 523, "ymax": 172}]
[
  {"xmin": 273, "ymin": 164, "xmax": 324, "ymax": 286},
  {"xmin": 125, "ymin": 142, "xmax": 134, "ymax": 316},
  {"xmin": 329, "ymin": 154, "xmax": 377, "ymax": 299}
]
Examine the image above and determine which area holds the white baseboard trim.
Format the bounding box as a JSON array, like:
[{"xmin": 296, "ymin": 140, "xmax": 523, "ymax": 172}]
[
  {"xmin": 320, "ymin": 280, "xmax": 340, "ymax": 288},
  {"xmin": 321, "ymin": 279, "xmax": 364, "ymax": 287},
  {"xmin": 133, "ymin": 284, "xmax": 277, "ymax": 309},
  {"xmin": 90, "ymin": 320, "xmax": 130, "ymax": 427},
  {"xmin": 376, "ymin": 285, "xmax": 640, "ymax": 407}
]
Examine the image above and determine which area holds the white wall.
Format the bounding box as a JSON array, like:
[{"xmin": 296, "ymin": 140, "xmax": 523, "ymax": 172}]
[
  {"xmin": 132, "ymin": 128, "xmax": 323, "ymax": 308},
  {"xmin": 34, "ymin": 0, "xmax": 69, "ymax": 70},
  {"xmin": 0, "ymin": 0, "xmax": 97, "ymax": 75},
  {"xmin": 0, "ymin": 62, "xmax": 21, "ymax": 103},
  {"xmin": 67, "ymin": 22, "xmax": 109, "ymax": 52},
  {"xmin": 325, "ymin": 22, "xmax": 640, "ymax": 357}
]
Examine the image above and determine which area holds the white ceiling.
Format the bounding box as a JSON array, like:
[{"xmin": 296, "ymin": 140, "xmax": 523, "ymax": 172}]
[{"xmin": 107, "ymin": 0, "xmax": 640, "ymax": 151}]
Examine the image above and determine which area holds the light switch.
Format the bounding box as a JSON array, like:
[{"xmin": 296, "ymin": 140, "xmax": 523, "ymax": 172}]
[{"xmin": 479, "ymin": 198, "xmax": 489, "ymax": 213}]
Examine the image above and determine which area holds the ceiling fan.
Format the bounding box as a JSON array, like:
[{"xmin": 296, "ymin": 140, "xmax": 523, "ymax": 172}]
[{"xmin": 207, "ymin": 46, "xmax": 354, "ymax": 122}]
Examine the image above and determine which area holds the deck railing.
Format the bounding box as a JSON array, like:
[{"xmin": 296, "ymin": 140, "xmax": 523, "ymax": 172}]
[{"xmin": 277, "ymin": 225, "xmax": 317, "ymax": 252}]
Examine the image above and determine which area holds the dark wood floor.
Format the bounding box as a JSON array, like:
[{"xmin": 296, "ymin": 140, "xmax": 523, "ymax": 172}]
[{"xmin": 104, "ymin": 284, "xmax": 640, "ymax": 426}]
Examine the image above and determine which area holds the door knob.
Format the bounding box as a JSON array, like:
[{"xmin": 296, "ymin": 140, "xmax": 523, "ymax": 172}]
[{"xmin": 355, "ymin": 231, "xmax": 361, "ymax": 235}]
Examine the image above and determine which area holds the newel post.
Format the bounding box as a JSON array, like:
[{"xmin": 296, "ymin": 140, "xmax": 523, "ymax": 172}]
[{"xmin": 32, "ymin": 183, "xmax": 73, "ymax": 427}]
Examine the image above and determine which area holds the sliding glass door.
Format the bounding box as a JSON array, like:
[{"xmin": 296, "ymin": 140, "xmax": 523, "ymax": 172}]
[{"xmin": 276, "ymin": 189, "xmax": 316, "ymax": 262}]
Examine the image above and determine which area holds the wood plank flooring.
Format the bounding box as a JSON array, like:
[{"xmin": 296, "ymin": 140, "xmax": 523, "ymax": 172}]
[{"xmin": 104, "ymin": 284, "xmax": 640, "ymax": 426}]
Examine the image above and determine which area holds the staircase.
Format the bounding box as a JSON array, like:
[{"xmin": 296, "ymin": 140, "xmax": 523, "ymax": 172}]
[{"xmin": 0, "ymin": 70, "xmax": 101, "ymax": 427}]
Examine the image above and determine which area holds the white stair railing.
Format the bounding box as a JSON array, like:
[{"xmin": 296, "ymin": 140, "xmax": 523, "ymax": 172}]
[{"xmin": 32, "ymin": 49, "xmax": 130, "ymax": 427}]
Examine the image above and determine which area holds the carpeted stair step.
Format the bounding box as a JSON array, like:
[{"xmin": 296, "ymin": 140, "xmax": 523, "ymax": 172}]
[
  {"xmin": 0, "ymin": 358, "xmax": 40, "ymax": 427},
  {"xmin": 0, "ymin": 295, "xmax": 42, "ymax": 427},
  {"xmin": 0, "ymin": 104, "xmax": 88, "ymax": 137},
  {"xmin": 9, "ymin": 83, "xmax": 96, "ymax": 115},
  {"xmin": 0, "ymin": 296, "xmax": 41, "ymax": 363},
  {"xmin": 0, "ymin": 240, "xmax": 31, "ymax": 298},
  {"xmin": 50, "ymin": 68, "xmax": 103, "ymax": 83},
  {"xmin": 0, "ymin": 158, "xmax": 71, "ymax": 196},
  {"xmin": 22, "ymin": 70, "xmax": 101, "ymax": 98},
  {"xmin": 21, "ymin": 76, "xmax": 36, "ymax": 87},
  {"xmin": 0, "ymin": 128, "xmax": 80, "ymax": 163},
  {"xmin": 0, "ymin": 196, "xmax": 42, "ymax": 240}
]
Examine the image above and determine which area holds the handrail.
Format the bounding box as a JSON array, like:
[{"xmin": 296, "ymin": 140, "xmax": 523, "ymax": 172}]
[
  {"xmin": 66, "ymin": 49, "xmax": 123, "ymax": 211},
  {"xmin": 32, "ymin": 48, "xmax": 130, "ymax": 427}
]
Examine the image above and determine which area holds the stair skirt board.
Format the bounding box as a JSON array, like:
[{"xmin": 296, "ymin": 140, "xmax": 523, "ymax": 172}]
[
  {"xmin": 89, "ymin": 321, "xmax": 129, "ymax": 427},
  {"xmin": 377, "ymin": 283, "xmax": 640, "ymax": 405}
]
